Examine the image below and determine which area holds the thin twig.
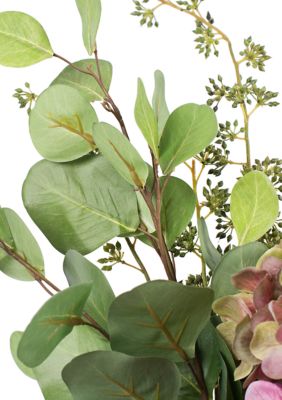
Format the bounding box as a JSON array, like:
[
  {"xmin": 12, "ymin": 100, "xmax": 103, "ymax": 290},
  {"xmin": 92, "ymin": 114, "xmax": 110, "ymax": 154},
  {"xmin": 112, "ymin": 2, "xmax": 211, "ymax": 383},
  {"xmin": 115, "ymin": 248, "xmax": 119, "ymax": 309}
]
[{"xmin": 125, "ymin": 238, "xmax": 151, "ymax": 281}]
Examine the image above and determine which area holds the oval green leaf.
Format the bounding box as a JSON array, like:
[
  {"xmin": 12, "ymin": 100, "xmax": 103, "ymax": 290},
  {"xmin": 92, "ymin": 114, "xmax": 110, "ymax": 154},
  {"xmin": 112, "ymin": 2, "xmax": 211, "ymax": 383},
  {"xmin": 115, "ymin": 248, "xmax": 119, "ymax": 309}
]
[
  {"xmin": 51, "ymin": 59, "xmax": 112, "ymax": 102},
  {"xmin": 22, "ymin": 155, "xmax": 140, "ymax": 254},
  {"xmin": 211, "ymin": 241, "xmax": 267, "ymax": 299},
  {"xmin": 135, "ymin": 78, "xmax": 159, "ymax": 158},
  {"xmin": 64, "ymin": 250, "xmax": 115, "ymax": 331},
  {"xmin": 18, "ymin": 284, "xmax": 92, "ymax": 368},
  {"xmin": 161, "ymin": 177, "xmax": 196, "ymax": 249},
  {"xmin": 75, "ymin": 0, "xmax": 101, "ymax": 55},
  {"xmin": 152, "ymin": 70, "xmax": 170, "ymax": 137},
  {"xmin": 159, "ymin": 104, "xmax": 218, "ymax": 174},
  {"xmin": 93, "ymin": 122, "xmax": 148, "ymax": 187},
  {"xmin": 0, "ymin": 11, "xmax": 53, "ymax": 67},
  {"xmin": 29, "ymin": 84, "xmax": 97, "ymax": 162},
  {"xmin": 62, "ymin": 351, "xmax": 181, "ymax": 400},
  {"xmin": 230, "ymin": 171, "xmax": 279, "ymax": 245},
  {"xmin": 0, "ymin": 207, "xmax": 44, "ymax": 281},
  {"xmin": 109, "ymin": 280, "xmax": 214, "ymax": 362}
]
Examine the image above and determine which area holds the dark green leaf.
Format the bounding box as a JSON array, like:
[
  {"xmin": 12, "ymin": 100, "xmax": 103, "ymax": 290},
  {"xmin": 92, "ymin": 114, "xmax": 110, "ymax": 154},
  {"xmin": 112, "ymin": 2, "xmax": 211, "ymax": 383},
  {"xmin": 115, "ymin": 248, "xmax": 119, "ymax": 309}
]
[
  {"xmin": 109, "ymin": 280, "xmax": 214, "ymax": 362},
  {"xmin": 198, "ymin": 217, "xmax": 221, "ymax": 271},
  {"xmin": 18, "ymin": 284, "xmax": 92, "ymax": 367},
  {"xmin": 51, "ymin": 59, "xmax": 112, "ymax": 102},
  {"xmin": 22, "ymin": 155, "xmax": 140, "ymax": 255},
  {"xmin": 62, "ymin": 351, "xmax": 181, "ymax": 400},
  {"xmin": 64, "ymin": 250, "xmax": 115, "ymax": 331},
  {"xmin": 211, "ymin": 242, "xmax": 267, "ymax": 299}
]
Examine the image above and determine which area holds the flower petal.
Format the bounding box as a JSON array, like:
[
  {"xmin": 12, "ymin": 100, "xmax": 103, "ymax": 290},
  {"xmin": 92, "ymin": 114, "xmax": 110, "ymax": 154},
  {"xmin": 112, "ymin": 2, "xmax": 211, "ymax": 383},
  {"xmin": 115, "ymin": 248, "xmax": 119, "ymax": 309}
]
[
  {"xmin": 251, "ymin": 306, "xmax": 274, "ymax": 332},
  {"xmin": 253, "ymin": 274, "xmax": 274, "ymax": 309},
  {"xmin": 250, "ymin": 321, "xmax": 280, "ymax": 360},
  {"xmin": 233, "ymin": 316, "xmax": 259, "ymax": 364},
  {"xmin": 262, "ymin": 347, "xmax": 282, "ymax": 380},
  {"xmin": 234, "ymin": 361, "xmax": 254, "ymax": 381},
  {"xmin": 217, "ymin": 321, "xmax": 236, "ymax": 351},
  {"xmin": 232, "ymin": 268, "xmax": 267, "ymax": 292},
  {"xmin": 245, "ymin": 381, "xmax": 282, "ymax": 400},
  {"xmin": 213, "ymin": 294, "xmax": 253, "ymax": 323},
  {"xmin": 269, "ymin": 296, "xmax": 282, "ymax": 324}
]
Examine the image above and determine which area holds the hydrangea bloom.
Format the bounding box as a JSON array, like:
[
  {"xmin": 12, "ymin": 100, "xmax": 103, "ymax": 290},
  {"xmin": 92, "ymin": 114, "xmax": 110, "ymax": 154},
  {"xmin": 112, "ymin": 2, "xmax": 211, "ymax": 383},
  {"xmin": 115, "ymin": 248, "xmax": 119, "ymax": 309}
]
[
  {"xmin": 212, "ymin": 242, "xmax": 282, "ymax": 385},
  {"xmin": 245, "ymin": 381, "xmax": 282, "ymax": 400}
]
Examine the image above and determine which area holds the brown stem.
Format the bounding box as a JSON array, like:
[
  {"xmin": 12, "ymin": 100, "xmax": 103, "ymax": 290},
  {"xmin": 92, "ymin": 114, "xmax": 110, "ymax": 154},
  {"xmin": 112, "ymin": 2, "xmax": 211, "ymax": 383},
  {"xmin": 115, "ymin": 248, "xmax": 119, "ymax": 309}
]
[
  {"xmin": 53, "ymin": 53, "xmax": 130, "ymax": 140},
  {"xmin": 125, "ymin": 238, "xmax": 151, "ymax": 281},
  {"xmin": 0, "ymin": 239, "xmax": 109, "ymax": 340}
]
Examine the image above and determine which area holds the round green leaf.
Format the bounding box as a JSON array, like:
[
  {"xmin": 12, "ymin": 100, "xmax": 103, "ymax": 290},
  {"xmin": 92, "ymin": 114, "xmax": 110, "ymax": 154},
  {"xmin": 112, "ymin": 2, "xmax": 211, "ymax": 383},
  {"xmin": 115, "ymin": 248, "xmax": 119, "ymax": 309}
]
[
  {"xmin": 10, "ymin": 332, "xmax": 36, "ymax": 379},
  {"xmin": 230, "ymin": 171, "xmax": 279, "ymax": 245},
  {"xmin": 211, "ymin": 242, "xmax": 268, "ymax": 299},
  {"xmin": 0, "ymin": 11, "xmax": 53, "ymax": 67},
  {"xmin": 109, "ymin": 280, "xmax": 214, "ymax": 362},
  {"xmin": 29, "ymin": 84, "xmax": 97, "ymax": 162},
  {"xmin": 75, "ymin": 0, "xmax": 101, "ymax": 55},
  {"xmin": 51, "ymin": 59, "xmax": 112, "ymax": 102},
  {"xmin": 11, "ymin": 326, "xmax": 109, "ymax": 400},
  {"xmin": 0, "ymin": 207, "xmax": 44, "ymax": 281},
  {"xmin": 62, "ymin": 351, "xmax": 181, "ymax": 400},
  {"xmin": 18, "ymin": 284, "xmax": 92, "ymax": 368},
  {"xmin": 159, "ymin": 104, "xmax": 218, "ymax": 174},
  {"xmin": 22, "ymin": 155, "xmax": 140, "ymax": 254},
  {"xmin": 161, "ymin": 177, "xmax": 196, "ymax": 249},
  {"xmin": 64, "ymin": 250, "xmax": 115, "ymax": 331},
  {"xmin": 93, "ymin": 122, "xmax": 148, "ymax": 187}
]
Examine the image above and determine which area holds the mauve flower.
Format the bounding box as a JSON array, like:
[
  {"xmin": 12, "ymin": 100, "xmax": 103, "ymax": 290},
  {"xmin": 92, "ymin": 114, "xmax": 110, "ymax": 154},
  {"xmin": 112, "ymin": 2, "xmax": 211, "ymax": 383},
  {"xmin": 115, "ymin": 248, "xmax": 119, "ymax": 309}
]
[{"xmin": 245, "ymin": 381, "xmax": 282, "ymax": 400}]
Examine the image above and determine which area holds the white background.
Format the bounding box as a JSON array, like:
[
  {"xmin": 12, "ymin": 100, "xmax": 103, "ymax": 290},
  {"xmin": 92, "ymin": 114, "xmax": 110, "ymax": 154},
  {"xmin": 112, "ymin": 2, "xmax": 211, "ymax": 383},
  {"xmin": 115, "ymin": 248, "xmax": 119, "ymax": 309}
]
[{"xmin": 0, "ymin": 0, "xmax": 281, "ymax": 398}]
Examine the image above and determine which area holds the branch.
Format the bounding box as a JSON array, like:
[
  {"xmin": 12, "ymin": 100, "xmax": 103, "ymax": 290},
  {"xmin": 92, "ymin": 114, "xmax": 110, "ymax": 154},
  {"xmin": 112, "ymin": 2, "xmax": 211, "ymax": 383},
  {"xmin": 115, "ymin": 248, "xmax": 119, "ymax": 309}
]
[{"xmin": 125, "ymin": 238, "xmax": 151, "ymax": 281}]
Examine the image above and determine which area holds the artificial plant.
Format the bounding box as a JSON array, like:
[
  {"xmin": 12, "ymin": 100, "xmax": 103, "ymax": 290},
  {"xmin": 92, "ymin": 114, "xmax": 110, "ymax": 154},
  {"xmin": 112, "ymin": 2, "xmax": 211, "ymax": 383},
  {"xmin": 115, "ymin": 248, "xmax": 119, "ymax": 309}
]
[{"xmin": 0, "ymin": 0, "xmax": 281, "ymax": 399}]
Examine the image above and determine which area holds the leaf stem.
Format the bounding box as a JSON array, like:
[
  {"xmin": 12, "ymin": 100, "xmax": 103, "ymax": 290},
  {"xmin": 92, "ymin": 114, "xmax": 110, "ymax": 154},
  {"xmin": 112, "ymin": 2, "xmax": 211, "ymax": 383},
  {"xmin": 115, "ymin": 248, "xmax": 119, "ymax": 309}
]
[{"xmin": 125, "ymin": 238, "xmax": 151, "ymax": 281}]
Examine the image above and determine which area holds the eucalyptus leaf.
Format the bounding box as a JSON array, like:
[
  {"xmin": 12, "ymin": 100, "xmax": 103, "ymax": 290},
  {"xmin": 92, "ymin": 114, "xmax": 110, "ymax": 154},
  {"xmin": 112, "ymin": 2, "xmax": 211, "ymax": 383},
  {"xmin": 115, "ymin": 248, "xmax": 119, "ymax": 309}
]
[
  {"xmin": 0, "ymin": 207, "xmax": 44, "ymax": 281},
  {"xmin": 62, "ymin": 351, "xmax": 181, "ymax": 400},
  {"xmin": 75, "ymin": 0, "xmax": 101, "ymax": 55},
  {"xmin": 152, "ymin": 70, "xmax": 170, "ymax": 136},
  {"xmin": 161, "ymin": 177, "xmax": 196, "ymax": 249},
  {"xmin": 135, "ymin": 78, "xmax": 159, "ymax": 158},
  {"xmin": 230, "ymin": 171, "xmax": 279, "ymax": 245},
  {"xmin": 51, "ymin": 59, "xmax": 112, "ymax": 102},
  {"xmin": 109, "ymin": 280, "xmax": 214, "ymax": 362},
  {"xmin": 0, "ymin": 11, "xmax": 53, "ymax": 67},
  {"xmin": 211, "ymin": 241, "xmax": 267, "ymax": 299},
  {"xmin": 64, "ymin": 250, "xmax": 115, "ymax": 331},
  {"xmin": 10, "ymin": 332, "xmax": 36, "ymax": 379},
  {"xmin": 22, "ymin": 155, "xmax": 140, "ymax": 254},
  {"xmin": 11, "ymin": 326, "xmax": 110, "ymax": 400},
  {"xmin": 93, "ymin": 122, "xmax": 148, "ymax": 187},
  {"xmin": 18, "ymin": 284, "xmax": 92, "ymax": 368},
  {"xmin": 177, "ymin": 363, "xmax": 201, "ymax": 400},
  {"xmin": 29, "ymin": 84, "xmax": 97, "ymax": 162},
  {"xmin": 159, "ymin": 104, "xmax": 218, "ymax": 174},
  {"xmin": 198, "ymin": 217, "xmax": 221, "ymax": 271}
]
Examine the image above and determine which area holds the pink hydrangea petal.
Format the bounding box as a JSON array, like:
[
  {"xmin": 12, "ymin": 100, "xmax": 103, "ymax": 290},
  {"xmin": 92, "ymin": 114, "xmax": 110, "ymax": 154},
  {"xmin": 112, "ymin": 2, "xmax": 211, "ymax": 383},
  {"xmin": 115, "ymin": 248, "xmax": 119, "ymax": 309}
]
[
  {"xmin": 212, "ymin": 295, "xmax": 252, "ymax": 323},
  {"xmin": 254, "ymin": 274, "xmax": 275, "ymax": 309},
  {"xmin": 233, "ymin": 316, "xmax": 259, "ymax": 364},
  {"xmin": 243, "ymin": 365, "xmax": 270, "ymax": 389},
  {"xmin": 276, "ymin": 325, "xmax": 282, "ymax": 343},
  {"xmin": 232, "ymin": 268, "xmax": 267, "ymax": 292},
  {"xmin": 269, "ymin": 296, "xmax": 282, "ymax": 324},
  {"xmin": 245, "ymin": 381, "xmax": 282, "ymax": 400},
  {"xmin": 261, "ymin": 347, "xmax": 282, "ymax": 380},
  {"xmin": 251, "ymin": 306, "xmax": 274, "ymax": 331},
  {"xmin": 260, "ymin": 255, "xmax": 282, "ymax": 277}
]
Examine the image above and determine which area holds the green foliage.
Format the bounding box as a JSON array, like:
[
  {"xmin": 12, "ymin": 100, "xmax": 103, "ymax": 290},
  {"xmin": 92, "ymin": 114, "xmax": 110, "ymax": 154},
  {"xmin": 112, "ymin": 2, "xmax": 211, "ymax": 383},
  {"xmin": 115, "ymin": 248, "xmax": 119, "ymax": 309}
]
[
  {"xmin": 211, "ymin": 241, "xmax": 268, "ymax": 299},
  {"xmin": 230, "ymin": 171, "xmax": 279, "ymax": 244},
  {"xmin": 108, "ymin": 280, "xmax": 214, "ymax": 361},
  {"xmin": 0, "ymin": 11, "xmax": 53, "ymax": 67},
  {"xmin": 93, "ymin": 122, "xmax": 148, "ymax": 187},
  {"xmin": 17, "ymin": 284, "xmax": 92, "ymax": 367},
  {"xmin": 131, "ymin": 0, "xmax": 159, "ymax": 28},
  {"xmin": 0, "ymin": 207, "xmax": 44, "ymax": 281},
  {"xmin": 29, "ymin": 84, "xmax": 98, "ymax": 162},
  {"xmin": 198, "ymin": 217, "xmax": 221, "ymax": 271},
  {"xmin": 240, "ymin": 36, "xmax": 271, "ymax": 71},
  {"xmin": 171, "ymin": 222, "xmax": 198, "ymax": 258},
  {"xmin": 160, "ymin": 103, "xmax": 218, "ymax": 174},
  {"xmin": 51, "ymin": 59, "xmax": 112, "ymax": 102},
  {"xmin": 22, "ymin": 156, "xmax": 140, "ymax": 254},
  {"xmin": 152, "ymin": 70, "xmax": 170, "ymax": 136},
  {"xmin": 13, "ymin": 82, "xmax": 37, "ymax": 114},
  {"xmin": 193, "ymin": 20, "xmax": 219, "ymax": 58},
  {"xmin": 75, "ymin": 0, "xmax": 101, "ymax": 55}
]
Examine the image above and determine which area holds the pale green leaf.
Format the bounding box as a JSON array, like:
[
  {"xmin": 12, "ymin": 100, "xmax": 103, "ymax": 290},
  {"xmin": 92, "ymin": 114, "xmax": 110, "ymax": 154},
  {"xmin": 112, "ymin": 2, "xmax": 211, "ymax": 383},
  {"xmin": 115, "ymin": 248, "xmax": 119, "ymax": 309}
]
[
  {"xmin": 109, "ymin": 280, "xmax": 214, "ymax": 362},
  {"xmin": 0, "ymin": 207, "xmax": 44, "ymax": 281},
  {"xmin": 64, "ymin": 250, "xmax": 115, "ymax": 331},
  {"xmin": 29, "ymin": 84, "xmax": 97, "ymax": 162},
  {"xmin": 230, "ymin": 171, "xmax": 279, "ymax": 245},
  {"xmin": 93, "ymin": 122, "xmax": 148, "ymax": 187},
  {"xmin": 152, "ymin": 70, "xmax": 170, "ymax": 137},
  {"xmin": 62, "ymin": 351, "xmax": 181, "ymax": 400},
  {"xmin": 135, "ymin": 78, "xmax": 159, "ymax": 158},
  {"xmin": 51, "ymin": 59, "xmax": 112, "ymax": 102},
  {"xmin": 198, "ymin": 217, "xmax": 221, "ymax": 271},
  {"xmin": 10, "ymin": 332, "xmax": 36, "ymax": 379},
  {"xmin": 159, "ymin": 104, "xmax": 218, "ymax": 174},
  {"xmin": 0, "ymin": 11, "xmax": 53, "ymax": 67},
  {"xmin": 75, "ymin": 0, "xmax": 101, "ymax": 55},
  {"xmin": 22, "ymin": 155, "xmax": 140, "ymax": 254},
  {"xmin": 18, "ymin": 284, "xmax": 92, "ymax": 368}
]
